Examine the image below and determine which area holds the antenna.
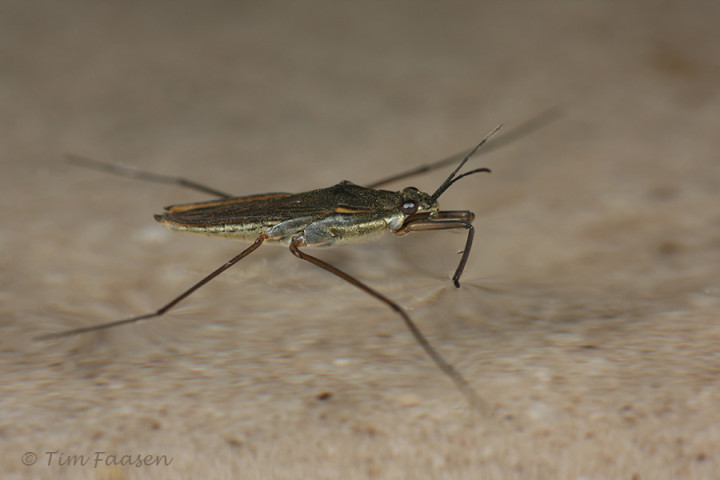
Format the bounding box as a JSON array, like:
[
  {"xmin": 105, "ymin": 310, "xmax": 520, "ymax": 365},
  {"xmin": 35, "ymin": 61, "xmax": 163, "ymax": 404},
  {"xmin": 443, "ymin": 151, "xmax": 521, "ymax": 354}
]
[{"xmin": 430, "ymin": 124, "xmax": 502, "ymax": 201}]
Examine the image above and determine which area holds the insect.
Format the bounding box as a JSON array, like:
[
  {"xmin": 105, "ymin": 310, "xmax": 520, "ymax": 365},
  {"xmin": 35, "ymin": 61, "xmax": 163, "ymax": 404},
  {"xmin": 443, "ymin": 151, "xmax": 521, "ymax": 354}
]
[{"xmin": 37, "ymin": 120, "xmax": 534, "ymax": 413}]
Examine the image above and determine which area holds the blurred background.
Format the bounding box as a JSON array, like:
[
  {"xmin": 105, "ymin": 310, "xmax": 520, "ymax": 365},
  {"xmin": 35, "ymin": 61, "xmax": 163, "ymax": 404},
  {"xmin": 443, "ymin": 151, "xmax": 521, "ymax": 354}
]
[{"xmin": 2, "ymin": 1, "xmax": 719, "ymax": 479}]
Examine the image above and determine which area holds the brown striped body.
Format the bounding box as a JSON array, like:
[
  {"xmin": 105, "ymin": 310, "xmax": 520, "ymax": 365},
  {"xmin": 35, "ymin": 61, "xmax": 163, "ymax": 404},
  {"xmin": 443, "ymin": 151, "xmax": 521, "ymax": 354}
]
[{"xmin": 154, "ymin": 181, "xmax": 439, "ymax": 247}]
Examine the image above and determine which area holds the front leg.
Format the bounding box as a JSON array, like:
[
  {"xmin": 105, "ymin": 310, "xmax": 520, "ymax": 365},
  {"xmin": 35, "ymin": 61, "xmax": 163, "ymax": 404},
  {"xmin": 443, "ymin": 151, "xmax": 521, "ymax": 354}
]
[{"xmin": 396, "ymin": 211, "xmax": 475, "ymax": 287}]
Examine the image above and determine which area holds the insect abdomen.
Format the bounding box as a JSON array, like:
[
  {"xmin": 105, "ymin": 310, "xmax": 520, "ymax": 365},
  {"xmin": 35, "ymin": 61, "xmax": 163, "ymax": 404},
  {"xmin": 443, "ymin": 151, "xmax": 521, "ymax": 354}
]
[{"xmin": 154, "ymin": 214, "xmax": 272, "ymax": 241}]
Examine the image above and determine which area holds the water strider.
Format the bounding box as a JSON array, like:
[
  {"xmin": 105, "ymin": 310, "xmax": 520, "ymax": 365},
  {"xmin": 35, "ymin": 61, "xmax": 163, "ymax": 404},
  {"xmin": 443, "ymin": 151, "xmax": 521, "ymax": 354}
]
[{"xmin": 38, "ymin": 113, "xmax": 557, "ymax": 412}]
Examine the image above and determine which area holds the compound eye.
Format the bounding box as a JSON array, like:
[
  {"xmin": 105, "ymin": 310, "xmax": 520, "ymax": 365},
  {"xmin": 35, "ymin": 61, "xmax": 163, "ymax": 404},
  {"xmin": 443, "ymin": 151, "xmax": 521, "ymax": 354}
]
[{"xmin": 400, "ymin": 200, "xmax": 418, "ymax": 215}]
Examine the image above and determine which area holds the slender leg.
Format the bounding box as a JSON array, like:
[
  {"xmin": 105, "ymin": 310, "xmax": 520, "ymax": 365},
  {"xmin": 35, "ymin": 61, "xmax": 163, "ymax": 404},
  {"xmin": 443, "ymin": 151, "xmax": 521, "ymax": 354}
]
[
  {"xmin": 398, "ymin": 212, "xmax": 475, "ymax": 288},
  {"xmin": 36, "ymin": 236, "xmax": 265, "ymax": 340},
  {"xmin": 289, "ymin": 235, "xmax": 487, "ymax": 413},
  {"xmin": 433, "ymin": 210, "xmax": 475, "ymax": 221},
  {"xmin": 66, "ymin": 155, "xmax": 234, "ymax": 198},
  {"xmin": 365, "ymin": 108, "xmax": 561, "ymax": 188}
]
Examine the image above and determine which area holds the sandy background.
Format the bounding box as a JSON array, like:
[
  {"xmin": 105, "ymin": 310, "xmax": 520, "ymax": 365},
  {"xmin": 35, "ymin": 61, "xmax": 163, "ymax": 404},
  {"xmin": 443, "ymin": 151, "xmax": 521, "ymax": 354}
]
[{"xmin": 2, "ymin": 1, "xmax": 719, "ymax": 479}]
